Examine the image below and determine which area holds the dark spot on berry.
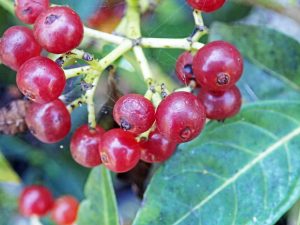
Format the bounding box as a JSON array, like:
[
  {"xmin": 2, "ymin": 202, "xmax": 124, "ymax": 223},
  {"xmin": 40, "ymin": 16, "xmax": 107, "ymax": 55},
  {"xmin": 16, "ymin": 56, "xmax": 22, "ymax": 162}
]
[
  {"xmin": 183, "ymin": 64, "xmax": 193, "ymax": 75},
  {"xmin": 180, "ymin": 127, "xmax": 192, "ymax": 140},
  {"xmin": 83, "ymin": 52, "xmax": 93, "ymax": 61},
  {"xmin": 24, "ymin": 91, "xmax": 36, "ymax": 101},
  {"xmin": 101, "ymin": 152, "xmax": 109, "ymax": 163},
  {"xmin": 45, "ymin": 14, "xmax": 60, "ymax": 25},
  {"xmin": 22, "ymin": 7, "xmax": 32, "ymax": 15},
  {"xmin": 29, "ymin": 126, "xmax": 36, "ymax": 135},
  {"xmin": 120, "ymin": 119, "xmax": 131, "ymax": 131},
  {"xmin": 217, "ymin": 73, "xmax": 230, "ymax": 86},
  {"xmin": 53, "ymin": 115, "xmax": 63, "ymax": 123}
]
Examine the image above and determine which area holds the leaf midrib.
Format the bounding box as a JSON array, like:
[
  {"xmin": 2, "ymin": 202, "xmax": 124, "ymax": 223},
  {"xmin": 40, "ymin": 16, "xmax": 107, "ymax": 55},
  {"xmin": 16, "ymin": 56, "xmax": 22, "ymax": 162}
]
[{"xmin": 172, "ymin": 126, "xmax": 300, "ymax": 225}]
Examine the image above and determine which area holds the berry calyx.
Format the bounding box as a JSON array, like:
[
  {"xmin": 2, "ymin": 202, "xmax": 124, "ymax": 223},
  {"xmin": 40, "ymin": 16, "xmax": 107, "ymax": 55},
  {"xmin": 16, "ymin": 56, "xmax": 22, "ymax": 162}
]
[
  {"xmin": 140, "ymin": 128, "xmax": 177, "ymax": 163},
  {"xmin": 186, "ymin": 0, "xmax": 226, "ymax": 13},
  {"xmin": 33, "ymin": 6, "xmax": 84, "ymax": 54},
  {"xmin": 15, "ymin": 0, "xmax": 50, "ymax": 24},
  {"xmin": 175, "ymin": 51, "xmax": 195, "ymax": 85},
  {"xmin": 193, "ymin": 40, "xmax": 243, "ymax": 92},
  {"xmin": 70, "ymin": 125, "xmax": 105, "ymax": 168},
  {"xmin": 198, "ymin": 85, "xmax": 242, "ymax": 120},
  {"xmin": 156, "ymin": 91, "xmax": 206, "ymax": 143},
  {"xmin": 16, "ymin": 56, "xmax": 66, "ymax": 103},
  {"xmin": 25, "ymin": 99, "xmax": 71, "ymax": 143},
  {"xmin": 19, "ymin": 185, "xmax": 54, "ymax": 217},
  {"xmin": 99, "ymin": 129, "xmax": 141, "ymax": 173},
  {"xmin": 51, "ymin": 196, "xmax": 79, "ymax": 225},
  {"xmin": 113, "ymin": 94, "xmax": 155, "ymax": 135},
  {"xmin": 0, "ymin": 26, "xmax": 42, "ymax": 71}
]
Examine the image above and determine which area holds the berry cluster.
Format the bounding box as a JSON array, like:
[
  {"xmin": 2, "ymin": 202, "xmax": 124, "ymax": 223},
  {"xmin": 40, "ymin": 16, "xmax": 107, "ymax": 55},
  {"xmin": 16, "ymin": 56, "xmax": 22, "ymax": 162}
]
[
  {"xmin": 0, "ymin": 1, "xmax": 84, "ymax": 143},
  {"xmin": 176, "ymin": 40, "xmax": 243, "ymax": 121},
  {"xmin": 19, "ymin": 185, "xmax": 79, "ymax": 225},
  {"xmin": 0, "ymin": 0, "xmax": 243, "ymax": 175}
]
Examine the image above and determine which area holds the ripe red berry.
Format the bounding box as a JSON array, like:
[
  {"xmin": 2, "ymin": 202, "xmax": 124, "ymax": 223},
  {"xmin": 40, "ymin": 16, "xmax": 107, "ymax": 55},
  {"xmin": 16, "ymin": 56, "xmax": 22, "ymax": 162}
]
[
  {"xmin": 19, "ymin": 185, "xmax": 54, "ymax": 217},
  {"xmin": 0, "ymin": 26, "xmax": 42, "ymax": 71},
  {"xmin": 15, "ymin": 0, "xmax": 50, "ymax": 24},
  {"xmin": 156, "ymin": 92, "xmax": 206, "ymax": 143},
  {"xmin": 70, "ymin": 125, "xmax": 105, "ymax": 168},
  {"xmin": 33, "ymin": 6, "xmax": 84, "ymax": 54},
  {"xmin": 140, "ymin": 129, "xmax": 177, "ymax": 163},
  {"xmin": 186, "ymin": 0, "xmax": 226, "ymax": 13},
  {"xmin": 175, "ymin": 51, "xmax": 195, "ymax": 85},
  {"xmin": 99, "ymin": 129, "xmax": 140, "ymax": 173},
  {"xmin": 25, "ymin": 99, "xmax": 71, "ymax": 143},
  {"xmin": 113, "ymin": 94, "xmax": 155, "ymax": 135},
  {"xmin": 51, "ymin": 196, "xmax": 79, "ymax": 225},
  {"xmin": 198, "ymin": 85, "xmax": 242, "ymax": 120},
  {"xmin": 193, "ymin": 41, "xmax": 243, "ymax": 92},
  {"xmin": 16, "ymin": 56, "xmax": 66, "ymax": 103}
]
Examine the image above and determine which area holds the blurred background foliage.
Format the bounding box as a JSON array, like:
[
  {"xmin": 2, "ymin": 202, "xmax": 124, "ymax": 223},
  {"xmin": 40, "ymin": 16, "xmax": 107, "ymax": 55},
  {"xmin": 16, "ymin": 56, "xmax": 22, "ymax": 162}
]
[{"xmin": 0, "ymin": 0, "xmax": 300, "ymax": 224}]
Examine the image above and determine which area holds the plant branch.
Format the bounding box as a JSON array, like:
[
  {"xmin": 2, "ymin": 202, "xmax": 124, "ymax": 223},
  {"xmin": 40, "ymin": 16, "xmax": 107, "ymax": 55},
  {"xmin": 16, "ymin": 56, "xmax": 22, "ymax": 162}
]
[
  {"xmin": 133, "ymin": 46, "xmax": 154, "ymax": 83},
  {"xmin": 64, "ymin": 66, "xmax": 91, "ymax": 79},
  {"xmin": 83, "ymin": 27, "xmax": 126, "ymax": 44},
  {"xmin": 141, "ymin": 37, "xmax": 204, "ymax": 50}
]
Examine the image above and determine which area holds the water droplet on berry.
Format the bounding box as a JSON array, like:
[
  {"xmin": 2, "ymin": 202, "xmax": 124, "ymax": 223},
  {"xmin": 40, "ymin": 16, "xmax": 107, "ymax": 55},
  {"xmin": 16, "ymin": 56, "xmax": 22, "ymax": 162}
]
[{"xmin": 59, "ymin": 145, "xmax": 64, "ymax": 149}]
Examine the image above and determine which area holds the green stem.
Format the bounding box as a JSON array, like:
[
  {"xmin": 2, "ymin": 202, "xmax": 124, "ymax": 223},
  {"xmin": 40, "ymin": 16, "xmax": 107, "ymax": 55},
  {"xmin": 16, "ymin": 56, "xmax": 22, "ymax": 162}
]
[
  {"xmin": 95, "ymin": 40, "xmax": 133, "ymax": 70},
  {"xmin": 141, "ymin": 37, "xmax": 204, "ymax": 50},
  {"xmin": 0, "ymin": 0, "xmax": 14, "ymax": 15},
  {"xmin": 85, "ymin": 71, "xmax": 101, "ymax": 129},
  {"xmin": 84, "ymin": 27, "xmax": 126, "ymax": 44},
  {"xmin": 66, "ymin": 97, "xmax": 85, "ymax": 113},
  {"xmin": 64, "ymin": 66, "xmax": 91, "ymax": 79}
]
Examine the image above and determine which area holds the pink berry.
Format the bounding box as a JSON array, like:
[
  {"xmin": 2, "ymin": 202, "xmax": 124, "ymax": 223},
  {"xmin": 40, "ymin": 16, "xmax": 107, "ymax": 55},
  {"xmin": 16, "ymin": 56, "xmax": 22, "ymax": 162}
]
[
  {"xmin": 0, "ymin": 26, "xmax": 42, "ymax": 71},
  {"xmin": 33, "ymin": 6, "xmax": 84, "ymax": 54}
]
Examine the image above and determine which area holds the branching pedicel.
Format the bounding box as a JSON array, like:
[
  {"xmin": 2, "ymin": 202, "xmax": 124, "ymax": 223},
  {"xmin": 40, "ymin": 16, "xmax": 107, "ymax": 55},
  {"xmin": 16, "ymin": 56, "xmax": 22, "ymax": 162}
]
[{"xmin": 0, "ymin": 0, "xmax": 243, "ymax": 223}]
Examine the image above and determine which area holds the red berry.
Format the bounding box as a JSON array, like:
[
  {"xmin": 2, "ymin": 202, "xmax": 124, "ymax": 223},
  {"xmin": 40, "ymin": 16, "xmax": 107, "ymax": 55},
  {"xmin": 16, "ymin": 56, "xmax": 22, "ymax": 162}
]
[
  {"xmin": 19, "ymin": 185, "xmax": 54, "ymax": 217},
  {"xmin": 33, "ymin": 6, "xmax": 84, "ymax": 54},
  {"xmin": 25, "ymin": 99, "xmax": 71, "ymax": 143},
  {"xmin": 113, "ymin": 94, "xmax": 155, "ymax": 135},
  {"xmin": 99, "ymin": 129, "xmax": 141, "ymax": 173},
  {"xmin": 193, "ymin": 41, "xmax": 243, "ymax": 92},
  {"xmin": 51, "ymin": 196, "xmax": 79, "ymax": 225},
  {"xmin": 17, "ymin": 56, "xmax": 66, "ymax": 103},
  {"xmin": 140, "ymin": 129, "xmax": 177, "ymax": 163},
  {"xmin": 70, "ymin": 125, "xmax": 105, "ymax": 168},
  {"xmin": 198, "ymin": 85, "xmax": 242, "ymax": 120},
  {"xmin": 156, "ymin": 92, "xmax": 206, "ymax": 143},
  {"xmin": 175, "ymin": 51, "xmax": 195, "ymax": 85},
  {"xmin": 186, "ymin": 0, "xmax": 226, "ymax": 13},
  {"xmin": 15, "ymin": 0, "xmax": 50, "ymax": 24},
  {"xmin": 0, "ymin": 26, "xmax": 42, "ymax": 71}
]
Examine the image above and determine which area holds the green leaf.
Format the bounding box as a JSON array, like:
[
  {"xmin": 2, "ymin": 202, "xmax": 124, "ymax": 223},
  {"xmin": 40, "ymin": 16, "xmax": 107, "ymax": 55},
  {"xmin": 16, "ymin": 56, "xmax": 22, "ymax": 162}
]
[
  {"xmin": 239, "ymin": 60, "xmax": 300, "ymax": 102},
  {"xmin": 133, "ymin": 101, "xmax": 300, "ymax": 225},
  {"xmin": 0, "ymin": 151, "xmax": 19, "ymax": 184},
  {"xmin": 77, "ymin": 166, "xmax": 119, "ymax": 225},
  {"xmin": 209, "ymin": 23, "xmax": 300, "ymax": 91}
]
